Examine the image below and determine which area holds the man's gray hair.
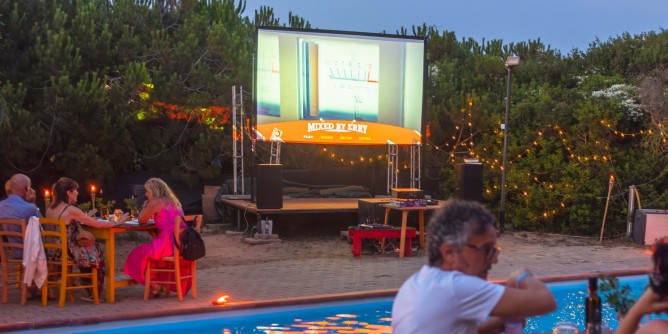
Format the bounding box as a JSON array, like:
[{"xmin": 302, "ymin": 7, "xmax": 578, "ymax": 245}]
[{"xmin": 427, "ymin": 199, "xmax": 498, "ymax": 266}]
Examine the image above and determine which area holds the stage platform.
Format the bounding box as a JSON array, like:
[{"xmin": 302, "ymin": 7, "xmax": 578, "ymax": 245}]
[
  {"xmin": 220, "ymin": 197, "xmax": 360, "ymax": 214},
  {"xmin": 219, "ymin": 196, "xmax": 442, "ymax": 236},
  {"xmin": 219, "ymin": 197, "xmax": 364, "ymax": 231}
]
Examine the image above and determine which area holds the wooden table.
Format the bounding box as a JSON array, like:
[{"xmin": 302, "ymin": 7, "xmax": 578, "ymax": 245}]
[
  {"xmin": 382, "ymin": 202, "xmax": 443, "ymax": 258},
  {"xmin": 86, "ymin": 223, "xmax": 157, "ymax": 303}
]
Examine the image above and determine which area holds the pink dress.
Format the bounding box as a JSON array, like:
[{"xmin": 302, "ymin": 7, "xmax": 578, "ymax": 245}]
[{"xmin": 123, "ymin": 200, "xmax": 192, "ymax": 294}]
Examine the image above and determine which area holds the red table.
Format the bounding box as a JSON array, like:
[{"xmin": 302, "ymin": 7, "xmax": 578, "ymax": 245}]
[{"xmin": 348, "ymin": 227, "xmax": 417, "ymax": 257}]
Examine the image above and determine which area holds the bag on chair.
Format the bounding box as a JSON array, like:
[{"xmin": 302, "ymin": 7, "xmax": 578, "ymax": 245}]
[
  {"xmin": 177, "ymin": 216, "xmax": 205, "ymax": 261},
  {"xmin": 75, "ymin": 222, "xmax": 96, "ymax": 248}
]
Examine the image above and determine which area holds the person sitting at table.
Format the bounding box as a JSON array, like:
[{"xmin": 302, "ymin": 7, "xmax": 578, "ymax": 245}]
[
  {"xmin": 0, "ymin": 174, "xmax": 40, "ymax": 259},
  {"xmin": 0, "ymin": 174, "xmax": 42, "ymax": 299},
  {"xmin": 45, "ymin": 177, "xmax": 128, "ymax": 301},
  {"xmin": 392, "ymin": 199, "xmax": 556, "ymax": 334},
  {"xmin": 616, "ymin": 237, "xmax": 668, "ymax": 334},
  {"xmin": 123, "ymin": 177, "xmax": 191, "ymax": 298}
]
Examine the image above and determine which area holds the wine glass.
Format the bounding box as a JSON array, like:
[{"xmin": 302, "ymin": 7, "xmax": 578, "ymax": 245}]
[{"xmin": 553, "ymin": 321, "xmax": 578, "ymax": 334}]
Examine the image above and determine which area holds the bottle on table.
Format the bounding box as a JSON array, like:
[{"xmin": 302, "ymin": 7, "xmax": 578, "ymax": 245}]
[{"xmin": 585, "ymin": 276, "xmax": 602, "ymax": 334}]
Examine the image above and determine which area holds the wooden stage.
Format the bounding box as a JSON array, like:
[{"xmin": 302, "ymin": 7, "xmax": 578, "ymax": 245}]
[
  {"xmin": 219, "ymin": 197, "xmax": 443, "ymax": 235},
  {"xmin": 220, "ymin": 197, "xmax": 361, "ymax": 215},
  {"xmin": 220, "ymin": 197, "xmax": 366, "ymax": 230}
]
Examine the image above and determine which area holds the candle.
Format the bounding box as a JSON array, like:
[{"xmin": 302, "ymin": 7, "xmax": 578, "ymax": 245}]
[
  {"xmin": 91, "ymin": 185, "xmax": 96, "ymax": 210},
  {"xmin": 44, "ymin": 189, "xmax": 51, "ymax": 208}
]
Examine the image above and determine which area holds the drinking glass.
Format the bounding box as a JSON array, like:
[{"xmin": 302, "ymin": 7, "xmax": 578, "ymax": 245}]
[
  {"xmin": 113, "ymin": 209, "xmax": 123, "ymax": 222},
  {"xmin": 553, "ymin": 321, "xmax": 578, "ymax": 334}
]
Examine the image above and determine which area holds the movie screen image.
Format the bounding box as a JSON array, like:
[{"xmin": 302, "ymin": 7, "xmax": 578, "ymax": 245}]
[{"xmin": 256, "ymin": 27, "xmax": 425, "ymax": 145}]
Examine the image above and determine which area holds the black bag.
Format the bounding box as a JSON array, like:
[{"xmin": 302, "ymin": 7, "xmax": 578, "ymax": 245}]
[{"xmin": 176, "ymin": 216, "xmax": 206, "ymax": 261}]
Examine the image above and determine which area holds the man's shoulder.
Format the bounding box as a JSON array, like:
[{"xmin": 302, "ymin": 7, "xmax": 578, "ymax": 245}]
[{"xmin": 0, "ymin": 195, "xmax": 39, "ymax": 217}]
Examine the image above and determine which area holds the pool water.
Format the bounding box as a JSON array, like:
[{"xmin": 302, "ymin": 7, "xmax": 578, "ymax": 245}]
[{"xmin": 19, "ymin": 275, "xmax": 667, "ymax": 333}]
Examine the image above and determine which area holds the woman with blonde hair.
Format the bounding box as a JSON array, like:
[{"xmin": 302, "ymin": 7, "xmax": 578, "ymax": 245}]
[{"xmin": 123, "ymin": 178, "xmax": 191, "ymax": 297}]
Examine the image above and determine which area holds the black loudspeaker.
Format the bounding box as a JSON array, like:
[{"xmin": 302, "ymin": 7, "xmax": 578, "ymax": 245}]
[
  {"xmin": 256, "ymin": 164, "xmax": 283, "ymax": 209},
  {"xmin": 455, "ymin": 163, "xmax": 483, "ymax": 202}
]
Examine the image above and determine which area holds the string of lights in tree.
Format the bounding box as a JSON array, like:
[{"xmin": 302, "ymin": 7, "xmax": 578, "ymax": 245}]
[
  {"xmin": 425, "ymin": 99, "xmax": 477, "ymax": 159},
  {"xmin": 479, "ymin": 123, "xmax": 623, "ymax": 220}
]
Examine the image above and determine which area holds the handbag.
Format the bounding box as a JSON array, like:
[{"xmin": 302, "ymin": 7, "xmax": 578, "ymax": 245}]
[
  {"xmin": 176, "ymin": 216, "xmax": 205, "ymax": 261},
  {"xmin": 57, "ymin": 204, "xmax": 96, "ymax": 247},
  {"xmin": 75, "ymin": 222, "xmax": 96, "ymax": 247}
]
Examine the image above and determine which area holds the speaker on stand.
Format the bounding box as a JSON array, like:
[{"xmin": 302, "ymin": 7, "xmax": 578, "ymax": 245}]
[
  {"xmin": 256, "ymin": 164, "xmax": 283, "ymax": 209},
  {"xmin": 455, "ymin": 163, "xmax": 483, "ymax": 202}
]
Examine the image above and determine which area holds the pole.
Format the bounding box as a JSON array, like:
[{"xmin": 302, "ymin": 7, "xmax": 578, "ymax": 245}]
[
  {"xmin": 499, "ymin": 66, "xmax": 513, "ymax": 233},
  {"xmin": 599, "ymin": 175, "xmax": 615, "ymax": 242},
  {"xmin": 626, "ymin": 185, "xmax": 635, "ymax": 237}
]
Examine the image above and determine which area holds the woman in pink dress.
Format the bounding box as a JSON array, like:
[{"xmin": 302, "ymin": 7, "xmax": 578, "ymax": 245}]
[{"xmin": 123, "ymin": 178, "xmax": 190, "ymax": 297}]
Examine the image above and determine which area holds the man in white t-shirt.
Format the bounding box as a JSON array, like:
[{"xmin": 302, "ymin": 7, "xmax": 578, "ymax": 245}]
[{"xmin": 392, "ymin": 199, "xmax": 556, "ymax": 334}]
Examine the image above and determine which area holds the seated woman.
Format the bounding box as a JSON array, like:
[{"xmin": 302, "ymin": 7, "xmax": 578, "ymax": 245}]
[
  {"xmin": 45, "ymin": 177, "xmax": 127, "ymax": 301},
  {"xmin": 123, "ymin": 177, "xmax": 191, "ymax": 298},
  {"xmin": 617, "ymin": 238, "xmax": 668, "ymax": 334}
]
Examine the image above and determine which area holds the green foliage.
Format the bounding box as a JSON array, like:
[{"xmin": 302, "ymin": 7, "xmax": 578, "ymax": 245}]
[
  {"xmin": 77, "ymin": 202, "xmax": 91, "ymax": 213},
  {"xmin": 0, "ymin": 1, "xmax": 667, "ymax": 236},
  {"xmin": 123, "ymin": 196, "xmax": 138, "ymax": 213},
  {"xmin": 599, "ymin": 274, "xmax": 635, "ymax": 316}
]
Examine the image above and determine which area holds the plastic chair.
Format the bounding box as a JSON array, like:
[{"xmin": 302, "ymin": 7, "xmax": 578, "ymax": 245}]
[
  {"xmin": 144, "ymin": 214, "xmax": 201, "ymax": 301},
  {"xmin": 39, "ymin": 218, "xmax": 99, "ymax": 307},
  {"xmin": 0, "ymin": 218, "xmax": 28, "ymax": 304}
]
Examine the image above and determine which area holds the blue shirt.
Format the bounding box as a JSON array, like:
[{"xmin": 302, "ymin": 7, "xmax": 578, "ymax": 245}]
[{"xmin": 0, "ymin": 194, "xmax": 41, "ymax": 258}]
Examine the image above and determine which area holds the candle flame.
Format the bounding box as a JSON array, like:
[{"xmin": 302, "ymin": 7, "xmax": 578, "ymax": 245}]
[
  {"xmin": 91, "ymin": 185, "xmax": 96, "ymax": 192},
  {"xmin": 213, "ymin": 295, "xmax": 229, "ymax": 305}
]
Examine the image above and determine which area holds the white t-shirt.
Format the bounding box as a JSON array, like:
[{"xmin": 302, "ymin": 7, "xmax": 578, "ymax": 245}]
[{"xmin": 392, "ymin": 265, "xmax": 505, "ymax": 334}]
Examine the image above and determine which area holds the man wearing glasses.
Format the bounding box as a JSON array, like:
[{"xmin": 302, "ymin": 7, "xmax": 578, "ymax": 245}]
[
  {"xmin": 392, "ymin": 199, "xmax": 556, "ymax": 334},
  {"xmin": 0, "ymin": 173, "xmax": 40, "ymax": 259}
]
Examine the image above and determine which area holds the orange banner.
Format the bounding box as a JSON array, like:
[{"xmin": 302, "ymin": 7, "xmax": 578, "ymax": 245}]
[{"xmin": 256, "ymin": 120, "xmax": 421, "ymax": 145}]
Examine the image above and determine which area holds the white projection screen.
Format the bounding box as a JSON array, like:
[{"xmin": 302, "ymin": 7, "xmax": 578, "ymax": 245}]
[{"xmin": 255, "ymin": 27, "xmax": 426, "ymax": 145}]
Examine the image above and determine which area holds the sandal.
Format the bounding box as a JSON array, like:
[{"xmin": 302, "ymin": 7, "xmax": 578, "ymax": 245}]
[
  {"xmin": 149, "ymin": 284, "xmax": 162, "ymax": 298},
  {"xmin": 80, "ymin": 295, "xmax": 95, "ymax": 302},
  {"xmin": 79, "ymin": 289, "xmax": 95, "ymax": 302}
]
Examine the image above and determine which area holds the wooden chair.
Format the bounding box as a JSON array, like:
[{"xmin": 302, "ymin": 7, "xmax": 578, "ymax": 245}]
[
  {"xmin": 144, "ymin": 214, "xmax": 201, "ymax": 301},
  {"xmin": 0, "ymin": 218, "xmax": 28, "ymax": 304},
  {"xmin": 39, "ymin": 218, "xmax": 99, "ymax": 307}
]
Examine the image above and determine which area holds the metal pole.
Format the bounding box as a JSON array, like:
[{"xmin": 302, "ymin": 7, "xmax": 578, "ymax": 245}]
[{"xmin": 499, "ymin": 66, "xmax": 513, "ymax": 233}]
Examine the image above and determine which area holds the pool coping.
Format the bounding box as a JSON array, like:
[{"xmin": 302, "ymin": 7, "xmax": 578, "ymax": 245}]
[{"xmin": 0, "ymin": 267, "xmax": 650, "ymax": 332}]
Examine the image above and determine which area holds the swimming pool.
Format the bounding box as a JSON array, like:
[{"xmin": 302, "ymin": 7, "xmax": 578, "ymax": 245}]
[{"xmin": 16, "ymin": 275, "xmax": 664, "ymax": 333}]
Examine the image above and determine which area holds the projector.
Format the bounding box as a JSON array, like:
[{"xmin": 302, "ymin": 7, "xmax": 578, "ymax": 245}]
[{"xmin": 391, "ymin": 188, "xmax": 425, "ymax": 199}]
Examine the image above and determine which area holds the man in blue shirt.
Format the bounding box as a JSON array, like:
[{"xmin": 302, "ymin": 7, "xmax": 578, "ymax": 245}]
[{"xmin": 0, "ymin": 174, "xmax": 40, "ymax": 259}]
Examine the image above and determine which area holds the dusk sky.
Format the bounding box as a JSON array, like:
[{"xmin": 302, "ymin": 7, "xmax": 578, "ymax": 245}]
[{"xmin": 242, "ymin": 0, "xmax": 667, "ymax": 54}]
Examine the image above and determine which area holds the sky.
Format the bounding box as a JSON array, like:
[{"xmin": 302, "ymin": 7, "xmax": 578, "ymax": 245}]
[{"xmin": 242, "ymin": 0, "xmax": 667, "ymax": 54}]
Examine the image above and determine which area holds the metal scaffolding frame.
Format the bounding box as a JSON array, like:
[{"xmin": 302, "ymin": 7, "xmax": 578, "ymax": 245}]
[
  {"xmin": 410, "ymin": 141, "xmax": 421, "ymax": 189},
  {"xmin": 387, "ymin": 141, "xmax": 398, "ymax": 194},
  {"xmin": 232, "ymin": 85, "xmax": 245, "ymax": 195},
  {"xmin": 270, "ymin": 140, "xmax": 281, "ymax": 164}
]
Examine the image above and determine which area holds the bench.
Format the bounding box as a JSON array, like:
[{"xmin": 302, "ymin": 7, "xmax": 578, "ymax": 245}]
[{"xmin": 348, "ymin": 227, "xmax": 417, "ymax": 257}]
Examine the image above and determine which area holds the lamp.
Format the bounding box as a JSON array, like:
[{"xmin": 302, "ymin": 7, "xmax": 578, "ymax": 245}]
[{"xmin": 499, "ymin": 56, "xmax": 521, "ymax": 233}]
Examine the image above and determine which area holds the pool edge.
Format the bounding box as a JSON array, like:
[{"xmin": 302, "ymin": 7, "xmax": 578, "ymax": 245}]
[{"xmin": 2, "ymin": 268, "xmax": 650, "ymax": 332}]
